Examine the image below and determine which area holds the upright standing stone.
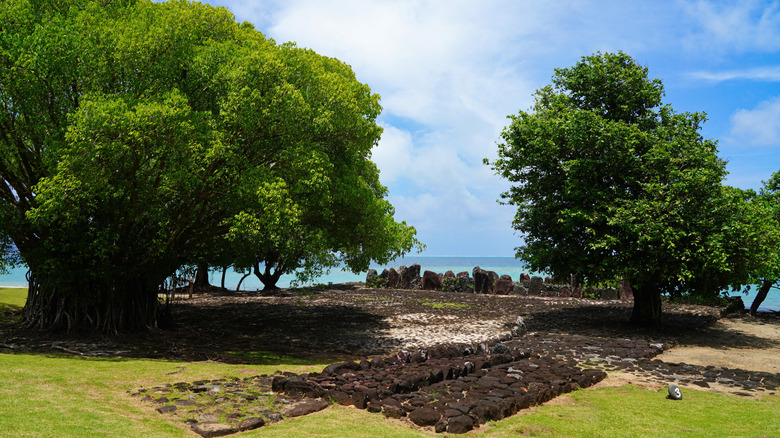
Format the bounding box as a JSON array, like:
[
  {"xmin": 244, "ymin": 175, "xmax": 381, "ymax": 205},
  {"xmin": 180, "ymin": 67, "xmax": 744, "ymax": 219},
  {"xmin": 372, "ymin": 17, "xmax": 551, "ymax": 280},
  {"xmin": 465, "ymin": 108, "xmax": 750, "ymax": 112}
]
[
  {"xmin": 619, "ymin": 280, "xmax": 633, "ymax": 301},
  {"xmin": 473, "ymin": 267, "xmax": 498, "ymax": 294},
  {"xmin": 401, "ymin": 263, "xmax": 422, "ymax": 289},
  {"xmin": 528, "ymin": 276, "xmax": 543, "ymax": 296},
  {"xmin": 422, "ymin": 270, "xmax": 442, "ymax": 290},
  {"xmin": 601, "ymin": 287, "xmax": 619, "ymax": 300},
  {"xmin": 388, "ymin": 268, "xmax": 400, "ymax": 289},
  {"xmin": 493, "ymin": 276, "xmax": 514, "ymax": 295}
]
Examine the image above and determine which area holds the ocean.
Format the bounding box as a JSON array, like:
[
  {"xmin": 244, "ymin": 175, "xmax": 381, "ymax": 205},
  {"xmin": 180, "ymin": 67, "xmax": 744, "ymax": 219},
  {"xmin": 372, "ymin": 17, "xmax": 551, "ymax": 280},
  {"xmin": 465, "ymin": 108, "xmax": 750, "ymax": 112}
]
[{"xmin": 1, "ymin": 256, "xmax": 778, "ymax": 312}]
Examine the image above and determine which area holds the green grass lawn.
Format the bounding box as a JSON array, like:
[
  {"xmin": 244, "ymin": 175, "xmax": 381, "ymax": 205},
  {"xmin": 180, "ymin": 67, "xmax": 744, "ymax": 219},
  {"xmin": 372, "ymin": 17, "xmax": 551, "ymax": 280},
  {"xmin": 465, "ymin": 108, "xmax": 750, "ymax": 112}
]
[
  {"xmin": 1, "ymin": 288, "xmax": 778, "ymax": 437},
  {"xmin": 0, "ymin": 287, "xmax": 26, "ymax": 324}
]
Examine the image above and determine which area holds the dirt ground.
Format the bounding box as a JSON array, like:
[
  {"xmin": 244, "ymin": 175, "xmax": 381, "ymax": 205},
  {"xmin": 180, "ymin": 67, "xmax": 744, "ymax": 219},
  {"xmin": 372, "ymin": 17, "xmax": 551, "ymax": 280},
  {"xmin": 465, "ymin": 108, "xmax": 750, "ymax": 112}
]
[
  {"xmin": 657, "ymin": 316, "xmax": 780, "ymax": 373},
  {"xmin": 2, "ymin": 284, "xmax": 777, "ymax": 398}
]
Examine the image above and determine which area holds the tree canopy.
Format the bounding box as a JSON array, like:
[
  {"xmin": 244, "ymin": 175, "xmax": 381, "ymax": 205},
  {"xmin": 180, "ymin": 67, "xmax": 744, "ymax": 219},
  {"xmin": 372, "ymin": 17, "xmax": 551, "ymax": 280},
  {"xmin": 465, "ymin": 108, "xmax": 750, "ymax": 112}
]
[
  {"xmin": 745, "ymin": 170, "xmax": 780, "ymax": 315},
  {"xmin": 0, "ymin": 0, "xmax": 420, "ymax": 331},
  {"xmin": 488, "ymin": 52, "xmax": 775, "ymax": 326}
]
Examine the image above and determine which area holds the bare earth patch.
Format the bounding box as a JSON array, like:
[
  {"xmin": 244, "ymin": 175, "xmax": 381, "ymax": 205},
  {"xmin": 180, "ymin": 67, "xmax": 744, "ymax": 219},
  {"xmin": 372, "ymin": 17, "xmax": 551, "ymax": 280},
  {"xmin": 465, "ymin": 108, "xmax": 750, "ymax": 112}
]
[{"xmin": 657, "ymin": 316, "xmax": 780, "ymax": 374}]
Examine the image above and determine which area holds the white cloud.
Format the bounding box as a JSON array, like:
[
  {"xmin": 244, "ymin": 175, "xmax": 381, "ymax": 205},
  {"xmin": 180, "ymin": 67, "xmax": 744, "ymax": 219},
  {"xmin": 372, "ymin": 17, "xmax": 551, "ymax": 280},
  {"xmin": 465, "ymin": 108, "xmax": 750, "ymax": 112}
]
[
  {"xmin": 689, "ymin": 66, "xmax": 780, "ymax": 82},
  {"xmin": 730, "ymin": 96, "xmax": 780, "ymax": 147},
  {"xmin": 680, "ymin": 0, "xmax": 780, "ymax": 53},
  {"xmin": 372, "ymin": 124, "xmax": 414, "ymax": 183}
]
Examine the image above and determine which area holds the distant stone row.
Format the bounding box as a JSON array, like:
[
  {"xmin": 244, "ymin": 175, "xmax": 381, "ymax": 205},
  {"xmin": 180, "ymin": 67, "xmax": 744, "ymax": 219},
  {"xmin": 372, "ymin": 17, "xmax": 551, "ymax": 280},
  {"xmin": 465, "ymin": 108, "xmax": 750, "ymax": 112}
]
[{"xmin": 365, "ymin": 264, "xmax": 633, "ymax": 301}]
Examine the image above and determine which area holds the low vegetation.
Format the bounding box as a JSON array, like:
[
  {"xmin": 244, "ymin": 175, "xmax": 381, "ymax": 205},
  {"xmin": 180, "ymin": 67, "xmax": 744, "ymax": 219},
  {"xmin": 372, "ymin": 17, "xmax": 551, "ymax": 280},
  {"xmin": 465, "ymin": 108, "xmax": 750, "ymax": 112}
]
[{"xmin": 419, "ymin": 300, "xmax": 470, "ymax": 310}]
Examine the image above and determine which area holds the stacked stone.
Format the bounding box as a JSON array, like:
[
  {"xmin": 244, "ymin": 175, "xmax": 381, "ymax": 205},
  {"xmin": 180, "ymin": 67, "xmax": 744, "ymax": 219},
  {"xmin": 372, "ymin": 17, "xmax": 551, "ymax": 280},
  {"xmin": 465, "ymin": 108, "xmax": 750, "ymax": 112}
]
[
  {"xmin": 367, "ymin": 264, "xmax": 530, "ymax": 296},
  {"xmin": 366, "ymin": 266, "xmax": 638, "ymax": 303},
  {"xmin": 271, "ymin": 342, "xmax": 609, "ymax": 434}
]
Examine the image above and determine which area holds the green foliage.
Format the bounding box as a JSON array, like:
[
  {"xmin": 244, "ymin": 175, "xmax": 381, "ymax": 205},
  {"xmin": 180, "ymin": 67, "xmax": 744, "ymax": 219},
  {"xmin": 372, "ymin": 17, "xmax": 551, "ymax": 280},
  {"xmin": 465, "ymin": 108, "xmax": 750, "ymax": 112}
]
[
  {"xmin": 747, "ymin": 171, "xmax": 780, "ymax": 283},
  {"xmin": 366, "ymin": 275, "xmax": 389, "ymax": 288},
  {"xmin": 0, "ymin": 0, "xmax": 420, "ymax": 329},
  {"xmin": 488, "ymin": 52, "xmax": 775, "ymax": 325}
]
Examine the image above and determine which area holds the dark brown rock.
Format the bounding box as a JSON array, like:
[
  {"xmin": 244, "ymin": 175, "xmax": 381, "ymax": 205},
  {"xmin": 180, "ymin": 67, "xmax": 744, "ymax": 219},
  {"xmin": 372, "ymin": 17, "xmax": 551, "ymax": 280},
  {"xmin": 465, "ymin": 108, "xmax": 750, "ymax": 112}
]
[
  {"xmin": 352, "ymin": 391, "xmax": 368, "ymax": 409},
  {"xmin": 388, "ymin": 268, "xmax": 400, "ymax": 288},
  {"xmin": 447, "ymin": 415, "xmax": 474, "ymax": 433},
  {"xmin": 155, "ymin": 405, "xmax": 177, "ymax": 414},
  {"xmin": 401, "ymin": 263, "xmax": 422, "ymax": 289},
  {"xmin": 409, "ymin": 407, "xmax": 441, "ymax": 427},
  {"xmin": 470, "ymin": 401, "xmax": 501, "ymax": 423},
  {"xmin": 271, "ymin": 376, "xmax": 287, "ymax": 392},
  {"xmin": 284, "ymin": 399, "xmax": 329, "ymax": 417},
  {"xmin": 261, "ymin": 410, "xmax": 283, "ymax": 423},
  {"xmin": 528, "ymin": 276, "xmax": 543, "ymax": 296},
  {"xmin": 382, "ymin": 405, "xmax": 406, "ymax": 419},
  {"xmin": 620, "ymin": 280, "xmax": 633, "ymax": 301},
  {"xmin": 473, "ymin": 267, "xmax": 498, "ymax": 294},
  {"xmin": 325, "ymin": 389, "xmax": 353, "ymax": 406},
  {"xmin": 283, "ymin": 380, "xmax": 325, "ymax": 398},
  {"xmin": 238, "ymin": 417, "xmax": 265, "ymax": 431},
  {"xmin": 493, "ymin": 278, "xmax": 514, "ymax": 295},
  {"xmin": 322, "ymin": 360, "xmax": 362, "ymax": 376},
  {"xmin": 422, "ymin": 270, "xmax": 443, "ymax": 290}
]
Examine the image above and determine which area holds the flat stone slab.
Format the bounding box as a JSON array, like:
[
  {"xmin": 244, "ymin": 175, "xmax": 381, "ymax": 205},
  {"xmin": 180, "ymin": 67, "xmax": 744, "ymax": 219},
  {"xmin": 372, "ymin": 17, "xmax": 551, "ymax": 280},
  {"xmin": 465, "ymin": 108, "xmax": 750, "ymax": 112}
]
[
  {"xmin": 284, "ymin": 399, "xmax": 329, "ymax": 417},
  {"xmin": 191, "ymin": 422, "xmax": 236, "ymax": 438}
]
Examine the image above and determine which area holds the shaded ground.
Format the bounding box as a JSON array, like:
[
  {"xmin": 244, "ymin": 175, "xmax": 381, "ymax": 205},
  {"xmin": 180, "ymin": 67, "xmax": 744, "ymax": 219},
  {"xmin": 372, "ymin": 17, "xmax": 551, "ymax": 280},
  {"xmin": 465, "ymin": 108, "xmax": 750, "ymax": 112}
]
[
  {"xmin": 1, "ymin": 284, "xmax": 777, "ymax": 385},
  {"xmin": 3, "ymin": 284, "xmax": 769, "ymax": 361}
]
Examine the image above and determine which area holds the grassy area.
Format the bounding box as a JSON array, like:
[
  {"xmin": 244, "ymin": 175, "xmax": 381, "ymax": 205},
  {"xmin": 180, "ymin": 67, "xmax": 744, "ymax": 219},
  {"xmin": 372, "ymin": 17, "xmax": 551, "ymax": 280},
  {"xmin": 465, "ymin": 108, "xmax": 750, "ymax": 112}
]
[
  {"xmin": 0, "ymin": 287, "xmax": 25, "ymax": 324},
  {"xmin": 419, "ymin": 300, "xmax": 470, "ymax": 310},
  {"xmin": 1, "ymin": 288, "xmax": 778, "ymax": 437},
  {"xmin": 483, "ymin": 384, "xmax": 780, "ymax": 437}
]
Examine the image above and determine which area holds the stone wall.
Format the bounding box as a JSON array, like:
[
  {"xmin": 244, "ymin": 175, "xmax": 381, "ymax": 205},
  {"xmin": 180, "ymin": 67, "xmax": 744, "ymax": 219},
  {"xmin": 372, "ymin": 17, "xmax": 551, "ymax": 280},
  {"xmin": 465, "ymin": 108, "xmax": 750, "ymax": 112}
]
[{"xmin": 365, "ymin": 264, "xmax": 633, "ymax": 302}]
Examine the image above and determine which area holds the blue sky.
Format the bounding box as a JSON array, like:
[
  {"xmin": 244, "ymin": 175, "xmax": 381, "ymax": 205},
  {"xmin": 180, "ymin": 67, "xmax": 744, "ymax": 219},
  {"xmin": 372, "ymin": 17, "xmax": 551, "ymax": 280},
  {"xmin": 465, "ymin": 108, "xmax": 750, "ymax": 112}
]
[{"xmin": 207, "ymin": 0, "xmax": 780, "ymax": 257}]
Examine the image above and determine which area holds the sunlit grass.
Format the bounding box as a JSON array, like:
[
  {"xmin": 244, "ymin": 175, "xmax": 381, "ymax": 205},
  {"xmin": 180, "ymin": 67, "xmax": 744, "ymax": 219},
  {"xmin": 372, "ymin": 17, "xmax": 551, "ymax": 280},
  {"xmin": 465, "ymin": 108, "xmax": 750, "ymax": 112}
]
[
  {"xmin": 482, "ymin": 384, "xmax": 780, "ymax": 438},
  {"xmin": 0, "ymin": 287, "xmax": 25, "ymax": 324},
  {"xmin": 420, "ymin": 300, "xmax": 470, "ymax": 310}
]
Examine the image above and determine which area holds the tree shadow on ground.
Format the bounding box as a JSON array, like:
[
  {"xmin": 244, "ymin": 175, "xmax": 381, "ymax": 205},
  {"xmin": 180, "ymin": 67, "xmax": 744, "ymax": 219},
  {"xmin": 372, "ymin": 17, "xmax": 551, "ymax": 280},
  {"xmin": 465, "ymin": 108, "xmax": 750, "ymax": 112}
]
[
  {"xmin": 670, "ymin": 313, "xmax": 780, "ymax": 350},
  {"xmin": 122, "ymin": 299, "xmax": 397, "ymax": 363},
  {"xmin": 522, "ymin": 303, "xmax": 779, "ymax": 350}
]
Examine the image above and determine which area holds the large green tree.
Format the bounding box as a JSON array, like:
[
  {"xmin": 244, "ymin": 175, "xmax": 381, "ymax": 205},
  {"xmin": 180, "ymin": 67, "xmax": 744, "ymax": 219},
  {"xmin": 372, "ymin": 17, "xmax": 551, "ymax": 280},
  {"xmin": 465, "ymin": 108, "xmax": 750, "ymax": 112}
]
[
  {"xmin": 746, "ymin": 170, "xmax": 780, "ymax": 315},
  {"xmin": 488, "ymin": 52, "xmax": 775, "ymax": 326},
  {"xmin": 0, "ymin": 0, "xmax": 419, "ymax": 331}
]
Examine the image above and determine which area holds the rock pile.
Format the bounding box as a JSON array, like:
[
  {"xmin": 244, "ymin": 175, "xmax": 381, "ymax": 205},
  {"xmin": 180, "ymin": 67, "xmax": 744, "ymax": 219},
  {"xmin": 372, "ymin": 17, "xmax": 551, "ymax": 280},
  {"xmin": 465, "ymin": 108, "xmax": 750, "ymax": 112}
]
[
  {"xmin": 140, "ymin": 325, "xmax": 677, "ymax": 436},
  {"xmin": 365, "ymin": 264, "xmax": 633, "ymax": 301},
  {"xmin": 273, "ymin": 343, "xmax": 610, "ymax": 434}
]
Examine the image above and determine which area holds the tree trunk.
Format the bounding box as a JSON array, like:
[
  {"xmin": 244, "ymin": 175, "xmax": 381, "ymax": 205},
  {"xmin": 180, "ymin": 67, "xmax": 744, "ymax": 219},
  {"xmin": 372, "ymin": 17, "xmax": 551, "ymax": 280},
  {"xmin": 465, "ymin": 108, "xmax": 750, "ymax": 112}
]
[
  {"xmin": 221, "ymin": 266, "xmax": 228, "ymax": 290},
  {"xmin": 235, "ymin": 272, "xmax": 251, "ymax": 292},
  {"xmin": 254, "ymin": 262, "xmax": 283, "ymax": 291},
  {"xmin": 21, "ymin": 272, "xmax": 159, "ymax": 332},
  {"xmin": 193, "ymin": 262, "xmax": 210, "ymax": 288},
  {"xmin": 629, "ymin": 284, "xmax": 662, "ymax": 327},
  {"xmin": 750, "ymin": 279, "xmax": 774, "ymax": 316}
]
